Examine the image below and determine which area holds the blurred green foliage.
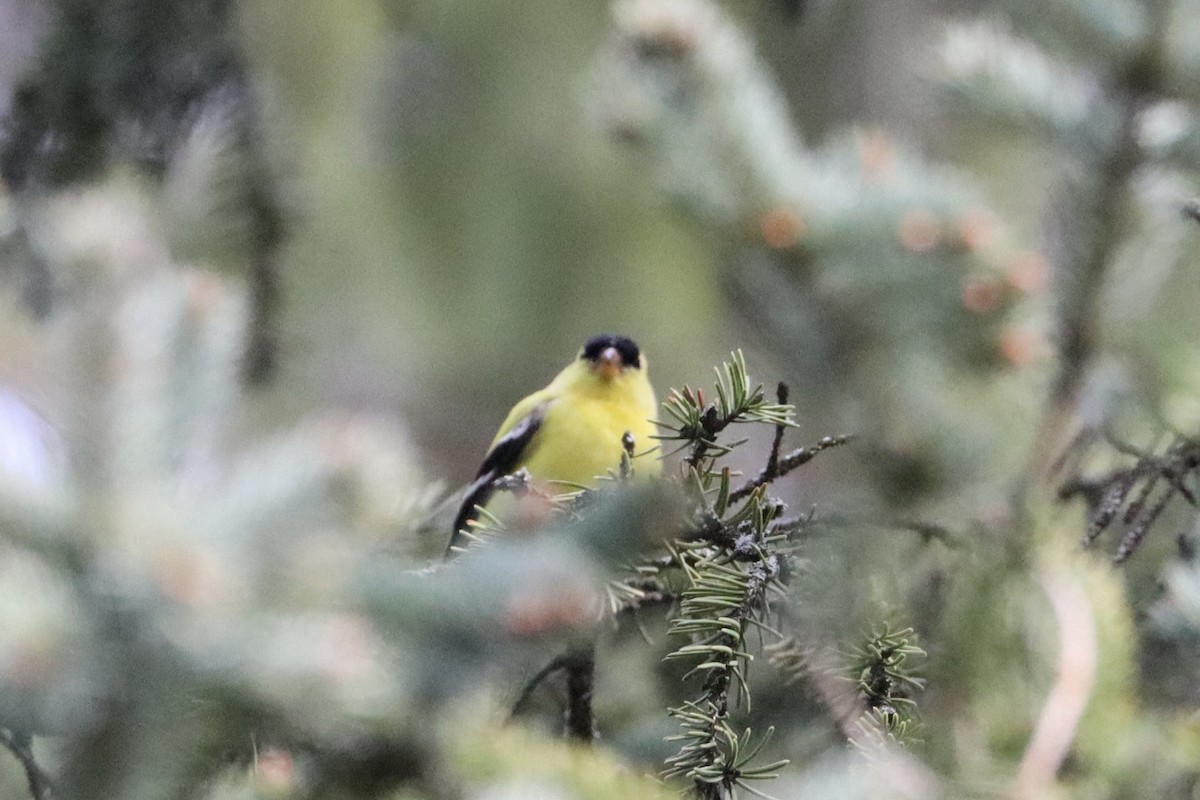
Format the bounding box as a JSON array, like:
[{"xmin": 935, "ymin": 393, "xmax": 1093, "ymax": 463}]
[{"xmin": 4, "ymin": 0, "xmax": 1200, "ymax": 798}]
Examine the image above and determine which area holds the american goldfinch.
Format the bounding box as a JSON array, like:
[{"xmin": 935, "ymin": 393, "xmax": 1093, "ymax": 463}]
[{"xmin": 448, "ymin": 334, "xmax": 659, "ymax": 554}]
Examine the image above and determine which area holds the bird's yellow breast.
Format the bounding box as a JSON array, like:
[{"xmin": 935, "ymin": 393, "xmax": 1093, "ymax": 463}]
[
  {"xmin": 448, "ymin": 342, "xmax": 660, "ymax": 549},
  {"xmin": 522, "ymin": 389, "xmax": 660, "ymax": 486}
]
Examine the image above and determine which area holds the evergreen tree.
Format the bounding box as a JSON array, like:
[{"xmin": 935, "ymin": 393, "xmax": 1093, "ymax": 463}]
[{"xmin": 3, "ymin": 0, "xmax": 1200, "ymax": 798}]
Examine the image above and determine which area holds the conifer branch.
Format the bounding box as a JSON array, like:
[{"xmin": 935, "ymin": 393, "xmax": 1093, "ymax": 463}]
[
  {"xmin": 1049, "ymin": 94, "xmax": 1143, "ymax": 408},
  {"xmin": 510, "ymin": 655, "xmax": 573, "ymax": 718},
  {"xmin": 564, "ymin": 645, "xmax": 597, "ymax": 742},
  {"xmin": 640, "ymin": 352, "xmax": 846, "ymax": 797},
  {"xmin": 1057, "ymin": 431, "xmax": 1200, "ymax": 563},
  {"xmin": 766, "ymin": 626, "xmax": 926, "ymax": 755},
  {"xmin": 655, "ymin": 351, "xmax": 795, "ymax": 474},
  {"xmin": 727, "ymin": 434, "xmax": 852, "ymax": 505},
  {"xmin": 845, "ymin": 626, "xmax": 926, "ymax": 752}
]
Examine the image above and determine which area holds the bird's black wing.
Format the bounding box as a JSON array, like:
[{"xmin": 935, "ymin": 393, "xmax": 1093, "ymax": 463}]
[{"xmin": 446, "ymin": 403, "xmax": 547, "ymax": 556}]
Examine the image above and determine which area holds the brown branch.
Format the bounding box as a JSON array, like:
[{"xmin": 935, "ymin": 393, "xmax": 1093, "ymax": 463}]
[
  {"xmin": 1050, "ymin": 96, "xmax": 1143, "ymax": 408},
  {"xmin": 563, "ymin": 644, "xmax": 596, "ymax": 742},
  {"xmin": 509, "ymin": 655, "xmax": 572, "ymax": 718},
  {"xmin": 239, "ymin": 99, "xmax": 287, "ymax": 387},
  {"xmin": 508, "ymin": 645, "xmax": 597, "ymax": 743},
  {"xmin": 1028, "ymin": 64, "xmax": 1155, "ymax": 482},
  {"xmin": 765, "ymin": 382, "xmax": 789, "ymax": 477}
]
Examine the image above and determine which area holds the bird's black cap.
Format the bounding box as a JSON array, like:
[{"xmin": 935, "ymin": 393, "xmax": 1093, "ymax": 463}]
[{"xmin": 581, "ymin": 334, "xmax": 641, "ymax": 368}]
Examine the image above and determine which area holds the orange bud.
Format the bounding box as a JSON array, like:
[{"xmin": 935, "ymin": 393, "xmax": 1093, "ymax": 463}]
[
  {"xmin": 961, "ymin": 276, "xmax": 1005, "ymax": 314},
  {"xmin": 859, "ymin": 130, "xmax": 896, "ymax": 179},
  {"xmin": 1007, "ymin": 252, "xmax": 1049, "ymax": 293},
  {"xmin": 504, "ymin": 585, "xmax": 596, "ymax": 637},
  {"xmin": 255, "ymin": 748, "xmax": 296, "ymax": 792},
  {"xmin": 957, "ymin": 208, "xmax": 997, "ymax": 251},
  {"xmin": 999, "ymin": 327, "xmax": 1048, "ymax": 367},
  {"xmin": 760, "ymin": 207, "xmax": 805, "ymax": 249},
  {"xmin": 898, "ymin": 209, "xmax": 941, "ymax": 253}
]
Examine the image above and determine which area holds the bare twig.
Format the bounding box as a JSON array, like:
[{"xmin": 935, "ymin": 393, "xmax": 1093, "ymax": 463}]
[
  {"xmin": 508, "ymin": 645, "xmax": 597, "ymax": 743},
  {"xmin": 727, "ymin": 434, "xmax": 852, "ymax": 505},
  {"xmin": 765, "ymin": 383, "xmax": 789, "ymax": 477},
  {"xmin": 563, "ymin": 645, "xmax": 596, "ymax": 742},
  {"xmin": 510, "ymin": 655, "xmax": 572, "ymax": 718},
  {"xmin": 0, "ymin": 729, "xmax": 52, "ymax": 800},
  {"xmin": 1011, "ymin": 570, "xmax": 1097, "ymax": 800},
  {"xmin": 1027, "ymin": 81, "xmax": 1150, "ymax": 482}
]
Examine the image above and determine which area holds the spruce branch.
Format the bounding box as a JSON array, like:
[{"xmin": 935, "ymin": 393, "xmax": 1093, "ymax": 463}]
[
  {"xmin": 766, "ymin": 626, "xmax": 926, "ymax": 755},
  {"xmin": 1, "ymin": 2, "xmax": 287, "ymax": 386},
  {"xmin": 0, "ymin": 186, "xmax": 459, "ymax": 799},
  {"xmin": 588, "ymin": 0, "xmax": 808, "ymax": 228},
  {"xmin": 661, "ymin": 491, "xmax": 792, "ymax": 797},
  {"xmin": 1047, "ymin": 94, "xmax": 1144, "ymax": 409},
  {"xmin": 1001, "ymin": 0, "xmax": 1147, "ymax": 68},
  {"xmin": 655, "ymin": 350, "xmax": 795, "ymax": 473},
  {"xmin": 1057, "ymin": 431, "xmax": 1200, "ymax": 563},
  {"xmin": 964, "ymin": 5, "xmax": 1189, "ymax": 482},
  {"xmin": 727, "ymin": 434, "xmax": 852, "ymax": 505},
  {"xmin": 848, "ymin": 708, "xmax": 921, "ymax": 759},
  {"xmin": 595, "ymin": 0, "xmax": 1024, "ymax": 518},
  {"xmin": 938, "ymin": 21, "xmax": 1099, "ymax": 144},
  {"xmin": 845, "ymin": 625, "xmax": 926, "ymax": 746},
  {"xmin": 639, "ymin": 353, "xmax": 850, "ymax": 798}
]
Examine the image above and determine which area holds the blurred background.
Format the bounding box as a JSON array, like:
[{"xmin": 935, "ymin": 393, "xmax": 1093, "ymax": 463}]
[
  {"xmin": 4, "ymin": 0, "xmax": 1200, "ymax": 797},
  {"xmin": 3, "ymin": 0, "xmax": 1010, "ymax": 487}
]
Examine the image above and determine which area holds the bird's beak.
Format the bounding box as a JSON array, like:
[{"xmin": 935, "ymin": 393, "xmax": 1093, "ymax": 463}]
[{"xmin": 595, "ymin": 346, "xmax": 623, "ymax": 380}]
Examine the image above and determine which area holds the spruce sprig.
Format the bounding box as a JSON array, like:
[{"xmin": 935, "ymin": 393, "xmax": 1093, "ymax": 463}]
[
  {"xmin": 662, "ymin": 490, "xmax": 790, "ymax": 799},
  {"xmin": 845, "ymin": 625, "xmax": 926, "ymax": 751},
  {"xmin": 648, "ymin": 354, "xmax": 823, "ymax": 799},
  {"xmin": 1057, "ymin": 431, "xmax": 1200, "ymax": 564},
  {"xmin": 656, "ymin": 350, "xmax": 796, "ymax": 471}
]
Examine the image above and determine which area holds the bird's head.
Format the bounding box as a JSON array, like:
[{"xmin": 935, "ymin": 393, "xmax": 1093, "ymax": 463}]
[{"xmin": 580, "ymin": 334, "xmax": 643, "ymax": 381}]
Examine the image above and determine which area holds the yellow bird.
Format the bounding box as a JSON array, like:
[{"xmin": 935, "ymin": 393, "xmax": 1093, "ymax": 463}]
[{"xmin": 448, "ymin": 334, "xmax": 659, "ymax": 554}]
